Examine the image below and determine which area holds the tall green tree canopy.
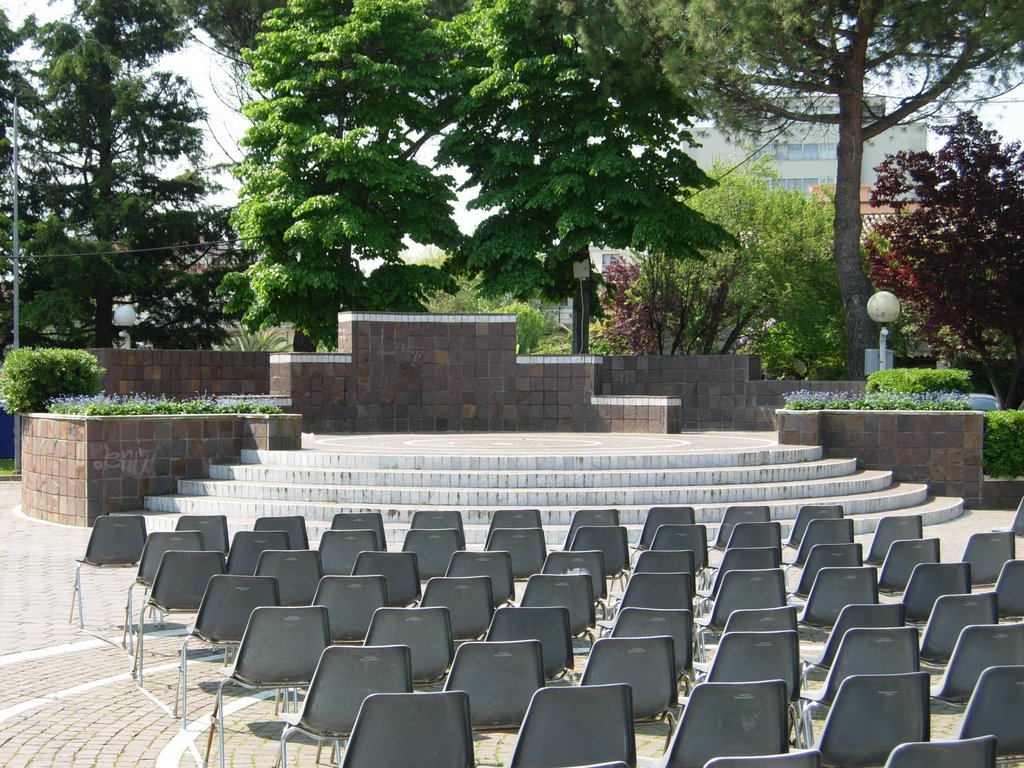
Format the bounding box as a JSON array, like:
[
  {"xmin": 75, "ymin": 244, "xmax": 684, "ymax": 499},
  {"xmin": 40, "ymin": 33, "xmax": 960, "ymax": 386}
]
[
  {"xmin": 615, "ymin": 0, "xmax": 1024, "ymax": 378},
  {"xmin": 224, "ymin": 0, "xmax": 461, "ymax": 348},
  {"xmin": 18, "ymin": 0, "xmax": 239, "ymax": 349}
]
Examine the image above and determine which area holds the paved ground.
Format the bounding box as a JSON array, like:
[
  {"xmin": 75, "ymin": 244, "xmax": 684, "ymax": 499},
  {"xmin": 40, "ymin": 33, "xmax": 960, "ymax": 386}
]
[{"xmin": 0, "ymin": 438, "xmax": 1021, "ymax": 767}]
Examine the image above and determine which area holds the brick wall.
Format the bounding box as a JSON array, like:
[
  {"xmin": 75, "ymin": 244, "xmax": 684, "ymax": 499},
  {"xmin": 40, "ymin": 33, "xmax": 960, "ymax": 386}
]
[{"xmin": 90, "ymin": 349, "xmax": 270, "ymax": 398}]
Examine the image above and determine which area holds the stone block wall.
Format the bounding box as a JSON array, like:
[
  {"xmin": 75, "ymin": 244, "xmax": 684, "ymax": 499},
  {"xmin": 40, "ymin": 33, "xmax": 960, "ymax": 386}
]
[{"xmin": 91, "ymin": 349, "xmax": 270, "ymax": 398}]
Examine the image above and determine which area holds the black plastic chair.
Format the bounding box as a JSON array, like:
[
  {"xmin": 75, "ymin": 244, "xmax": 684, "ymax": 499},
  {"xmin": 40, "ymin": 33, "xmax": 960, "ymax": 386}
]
[
  {"xmin": 70, "ymin": 514, "xmax": 147, "ymax": 632},
  {"xmin": 487, "ymin": 509, "xmax": 544, "ymax": 538},
  {"xmin": 486, "ymin": 605, "xmax": 575, "ymax": 682},
  {"xmin": 442, "ymin": 639, "xmax": 545, "ymax": 730},
  {"xmin": 650, "ymin": 524, "xmax": 709, "ymax": 575},
  {"xmin": 210, "ymin": 605, "xmax": 331, "ymax": 768},
  {"xmin": 421, "ymin": 575, "xmax": 495, "ymax": 641},
  {"xmin": 175, "ymin": 574, "xmax": 280, "ymax": 727},
  {"xmin": 312, "ymin": 575, "xmax": 389, "ymax": 644},
  {"xmin": 254, "ymin": 515, "xmax": 309, "ymax": 550},
  {"xmin": 706, "ymin": 752, "xmax": 823, "ymax": 768},
  {"xmin": 633, "ymin": 549, "xmax": 696, "ymax": 578},
  {"xmin": 616, "ymin": 571, "xmax": 694, "ymax": 617},
  {"xmin": 364, "ymin": 606, "xmax": 454, "ymax": 683},
  {"xmin": 995, "ymin": 558, "xmax": 1024, "ymax": 618},
  {"xmin": 956, "ymin": 665, "xmax": 1024, "ymax": 762},
  {"xmin": 784, "ymin": 518, "xmax": 854, "ymax": 570},
  {"xmin": 901, "ymin": 562, "xmax": 971, "ymax": 623},
  {"xmin": 447, "ymin": 549, "xmax": 515, "ymax": 607},
  {"xmin": 695, "ymin": 568, "xmax": 787, "ymax": 662},
  {"xmin": 569, "ymin": 526, "xmax": 631, "ymax": 587},
  {"xmin": 485, "ymin": 527, "xmax": 548, "ymax": 580},
  {"xmin": 883, "ymin": 736, "xmax": 996, "ymax": 768},
  {"xmin": 813, "ymin": 672, "xmax": 930, "ymax": 768},
  {"xmin": 175, "ymin": 514, "xmax": 229, "ymax": 555},
  {"xmin": 401, "ymin": 528, "xmax": 464, "ymax": 580},
  {"xmin": 582, "ymin": 636, "xmax": 679, "ymax": 747},
  {"xmin": 784, "ymin": 504, "xmax": 844, "ymax": 551},
  {"xmin": 723, "ymin": 605, "xmax": 800, "ymax": 635},
  {"xmin": 638, "ymin": 506, "xmax": 696, "ymax": 551},
  {"xmin": 790, "ymin": 543, "xmax": 863, "ymax": 600},
  {"xmin": 331, "ymin": 512, "xmax": 386, "ymax": 551},
  {"xmin": 697, "ymin": 546, "xmax": 780, "ymax": 613},
  {"xmin": 521, "ymin": 572, "xmax": 596, "ymax": 642},
  {"xmin": 930, "ymin": 622, "xmax": 1024, "ymax": 704},
  {"xmin": 542, "ymin": 549, "xmax": 608, "ymax": 609},
  {"xmin": 653, "ymin": 679, "xmax": 790, "ymax": 768},
  {"xmin": 338, "ymin": 690, "xmax": 474, "ymax": 768},
  {"xmin": 279, "ymin": 644, "xmax": 412, "ymax": 767},
  {"xmin": 864, "ymin": 514, "xmax": 923, "ymax": 567},
  {"xmin": 319, "ymin": 529, "xmax": 383, "ymax": 576},
  {"xmin": 351, "ymin": 550, "xmax": 421, "ymax": 606},
  {"xmin": 800, "ymin": 603, "xmax": 904, "ymax": 676},
  {"xmin": 798, "ymin": 566, "xmax": 879, "ymax": 629},
  {"xmin": 255, "ymin": 549, "xmax": 322, "ymax": 606},
  {"xmin": 410, "ymin": 509, "xmax": 466, "ymax": 547},
  {"xmin": 507, "ymin": 683, "xmax": 636, "ymax": 768},
  {"xmin": 712, "ymin": 506, "xmax": 772, "ymax": 551},
  {"xmin": 961, "ymin": 530, "xmax": 1016, "ymax": 585},
  {"xmin": 607, "ymin": 607, "xmax": 694, "ymax": 687},
  {"xmin": 919, "ymin": 591, "xmax": 998, "ymax": 664},
  {"xmin": 562, "ymin": 508, "xmax": 621, "ymax": 549},
  {"xmin": 724, "ymin": 521, "xmax": 783, "ymax": 555},
  {"xmin": 225, "ymin": 530, "xmax": 290, "ymax": 576},
  {"xmin": 877, "ymin": 538, "xmax": 940, "ymax": 594}
]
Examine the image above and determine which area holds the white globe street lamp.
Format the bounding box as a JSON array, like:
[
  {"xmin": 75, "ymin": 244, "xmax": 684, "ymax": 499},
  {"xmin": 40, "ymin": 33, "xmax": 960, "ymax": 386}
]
[
  {"xmin": 866, "ymin": 291, "xmax": 900, "ymax": 373},
  {"xmin": 113, "ymin": 305, "xmax": 137, "ymax": 349}
]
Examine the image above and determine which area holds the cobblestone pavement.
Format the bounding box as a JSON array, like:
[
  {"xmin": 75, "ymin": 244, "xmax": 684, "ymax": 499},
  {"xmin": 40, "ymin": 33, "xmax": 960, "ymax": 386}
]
[{"xmin": 1, "ymin": 478, "xmax": 1021, "ymax": 767}]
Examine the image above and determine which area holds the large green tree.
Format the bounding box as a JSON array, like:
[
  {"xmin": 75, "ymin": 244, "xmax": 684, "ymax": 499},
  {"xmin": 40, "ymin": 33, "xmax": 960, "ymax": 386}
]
[
  {"xmin": 437, "ymin": 0, "xmax": 730, "ymax": 352},
  {"xmin": 19, "ymin": 0, "xmax": 239, "ymax": 349},
  {"xmin": 616, "ymin": 0, "xmax": 1024, "ymax": 378},
  {"xmin": 223, "ymin": 0, "xmax": 461, "ymax": 348}
]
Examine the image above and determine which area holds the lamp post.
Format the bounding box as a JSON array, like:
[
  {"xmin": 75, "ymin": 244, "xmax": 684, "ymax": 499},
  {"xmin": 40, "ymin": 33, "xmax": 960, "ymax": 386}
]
[
  {"xmin": 571, "ymin": 258, "xmax": 591, "ymax": 354},
  {"xmin": 866, "ymin": 291, "xmax": 900, "ymax": 373},
  {"xmin": 113, "ymin": 305, "xmax": 137, "ymax": 349}
]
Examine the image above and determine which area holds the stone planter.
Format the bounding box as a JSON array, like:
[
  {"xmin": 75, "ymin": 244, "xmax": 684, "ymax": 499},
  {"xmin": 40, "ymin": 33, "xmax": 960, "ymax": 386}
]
[{"xmin": 20, "ymin": 413, "xmax": 302, "ymax": 526}]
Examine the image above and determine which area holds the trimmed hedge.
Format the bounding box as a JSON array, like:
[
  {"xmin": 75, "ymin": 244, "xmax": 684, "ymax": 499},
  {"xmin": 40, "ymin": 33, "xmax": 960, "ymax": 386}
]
[
  {"xmin": 47, "ymin": 394, "xmax": 283, "ymax": 416},
  {"xmin": 0, "ymin": 348, "xmax": 104, "ymax": 413},
  {"xmin": 783, "ymin": 390, "xmax": 971, "ymax": 411},
  {"xmin": 983, "ymin": 410, "xmax": 1024, "ymax": 479},
  {"xmin": 866, "ymin": 368, "xmax": 973, "ymax": 394}
]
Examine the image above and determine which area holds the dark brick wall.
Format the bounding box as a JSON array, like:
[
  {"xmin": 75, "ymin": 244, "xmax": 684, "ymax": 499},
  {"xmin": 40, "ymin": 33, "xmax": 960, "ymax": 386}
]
[{"xmin": 90, "ymin": 349, "xmax": 270, "ymax": 398}]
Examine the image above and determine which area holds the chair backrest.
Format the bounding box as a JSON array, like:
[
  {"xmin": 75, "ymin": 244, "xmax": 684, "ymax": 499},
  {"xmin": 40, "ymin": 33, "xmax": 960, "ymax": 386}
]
[
  {"xmin": 319, "ymin": 529, "xmax": 382, "ymax": 576},
  {"xmin": 901, "ymin": 561, "xmax": 971, "ymax": 623},
  {"xmin": 192, "ymin": 574, "xmax": 281, "ymax": 645},
  {"xmin": 226, "ymin": 530, "xmax": 290, "ymax": 575},
  {"xmin": 443, "ymin": 640, "xmax": 545, "ymax": 729},
  {"xmin": 563, "ymin": 508, "xmax": 620, "ymax": 549},
  {"xmin": 706, "ymin": 751, "xmax": 823, "ymax": 768},
  {"xmin": 802, "ymin": 603, "xmax": 905, "ymax": 671},
  {"xmin": 174, "ymin": 514, "xmax": 229, "ymax": 555},
  {"xmin": 485, "ymin": 527, "xmax": 548, "ymax": 580},
  {"xmin": 254, "ymin": 549, "xmax": 322, "ymax": 606},
  {"xmin": 957, "ymin": 665, "xmax": 1024, "ymax": 759},
  {"xmin": 650, "ymin": 524, "xmax": 708, "ymax": 572},
  {"xmin": 633, "ymin": 549, "xmax": 696, "ymax": 577},
  {"xmin": 798, "ymin": 566, "xmax": 879, "ymax": 629},
  {"xmin": 521, "ymin": 573, "xmax": 595, "ymax": 637},
  {"xmin": 486, "ymin": 605, "xmax": 574, "ymax": 680},
  {"xmin": 791, "ymin": 543, "xmax": 863, "ymax": 599},
  {"xmin": 704, "ymin": 546, "xmax": 781, "ymax": 601},
  {"xmin": 815, "ymin": 672, "xmax": 930, "ymax": 768},
  {"xmin": 865, "ymin": 514, "xmax": 924, "ymax": 565},
  {"xmin": 487, "ymin": 509, "xmax": 544, "ymax": 537},
  {"xmin": 884, "ymin": 736, "xmax": 997, "ymax": 768},
  {"xmin": 254, "ymin": 515, "xmax": 308, "ymax": 550},
  {"xmin": 723, "ymin": 605, "xmax": 799, "ymax": 635},
  {"xmin": 81, "ymin": 514, "xmax": 148, "ymax": 566},
  {"xmin": 961, "ymin": 530, "xmax": 1016, "ymax": 585},
  {"xmin": 725, "ymin": 521, "xmax": 782, "ymax": 552},
  {"xmin": 568, "ymin": 526, "xmax": 630, "ymax": 578},
  {"xmin": 619, "ymin": 571, "xmax": 693, "ymax": 613},
  {"xmin": 878, "ymin": 538, "xmax": 941, "ymax": 593},
  {"xmin": 542, "ymin": 549, "xmax": 608, "ymax": 602},
  {"xmin": 932, "ymin": 622, "xmax": 1024, "ymax": 703},
  {"xmin": 410, "ymin": 510, "xmax": 466, "ymax": 546},
  {"xmin": 705, "ymin": 568, "xmax": 788, "ymax": 631},
  {"xmin": 136, "ymin": 531, "xmax": 206, "ymax": 586},
  {"xmin": 664, "ymin": 679, "xmax": 789, "ymax": 768},
  {"xmin": 581, "ymin": 636, "xmax": 678, "ymax": 720},
  {"xmin": 814, "ymin": 626, "xmax": 921, "ymax": 707},
  {"xmin": 609, "ymin": 607, "xmax": 693, "ymax": 680},
  {"xmin": 339, "ymin": 691, "xmax": 474, "ymax": 768},
  {"xmin": 996, "ymin": 558, "xmax": 1024, "ymax": 619},
  {"xmin": 639, "ymin": 506, "xmax": 696, "ymax": 550},
  {"xmin": 331, "ymin": 512, "xmax": 386, "ymax": 550},
  {"xmin": 919, "ymin": 591, "xmax": 998, "ymax": 663},
  {"xmin": 702, "ymin": 630, "xmax": 801, "ymax": 702},
  {"xmin": 351, "ymin": 550, "xmax": 421, "ymax": 606},
  {"xmin": 401, "ymin": 528, "xmax": 464, "ymax": 580},
  {"xmin": 713, "ymin": 506, "xmax": 772, "ymax": 549},
  {"xmin": 233, "ymin": 605, "xmax": 332, "ymax": 686},
  {"xmin": 785, "ymin": 503, "xmax": 844, "ymax": 549},
  {"xmin": 508, "ymin": 684, "xmax": 636, "ymax": 768},
  {"xmin": 1012, "ymin": 496, "xmax": 1024, "ymax": 536},
  {"xmin": 298, "ymin": 644, "xmax": 413, "ymax": 735},
  {"xmin": 312, "ymin": 575, "xmax": 389, "ymax": 643},
  {"xmin": 421, "ymin": 576, "xmax": 495, "ymax": 641},
  {"xmin": 364, "ymin": 606, "xmax": 454, "ymax": 682},
  {"xmin": 148, "ymin": 549, "xmax": 226, "ymax": 612},
  {"xmin": 447, "ymin": 549, "xmax": 514, "ymax": 607},
  {"xmin": 789, "ymin": 518, "xmax": 854, "ymax": 568}
]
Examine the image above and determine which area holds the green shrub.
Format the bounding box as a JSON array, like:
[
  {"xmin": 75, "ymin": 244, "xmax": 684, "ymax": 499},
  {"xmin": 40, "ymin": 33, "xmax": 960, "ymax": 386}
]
[
  {"xmin": 47, "ymin": 394, "xmax": 282, "ymax": 416},
  {"xmin": 983, "ymin": 410, "xmax": 1024, "ymax": 478},
  {"xmin": 866, "ymin": 368, "xmax": 973, "ymax": 394},
  {"xmin": 497, "ymin": 302, "xmax": 548, "ymax": 354},
  {"xmin": 0, "ymin": 348, "xmax": 104, "ymax": 413},
  {"xmin": 783, "ymin": 389, "xmax": 971, "ymax": 411}
]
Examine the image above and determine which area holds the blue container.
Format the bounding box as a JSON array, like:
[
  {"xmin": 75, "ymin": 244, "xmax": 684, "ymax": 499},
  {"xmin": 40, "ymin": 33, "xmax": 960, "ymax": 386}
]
[{"xmin": 0, "ymin": 409, "xmax": 14, "ymax": 459}]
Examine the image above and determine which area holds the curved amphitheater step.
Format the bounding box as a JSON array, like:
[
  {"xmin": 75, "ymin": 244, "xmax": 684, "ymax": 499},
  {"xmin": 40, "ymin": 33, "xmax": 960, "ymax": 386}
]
[{"xmin": 137, "ymin": 431, "xmax": 964, "ymax": 546}]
